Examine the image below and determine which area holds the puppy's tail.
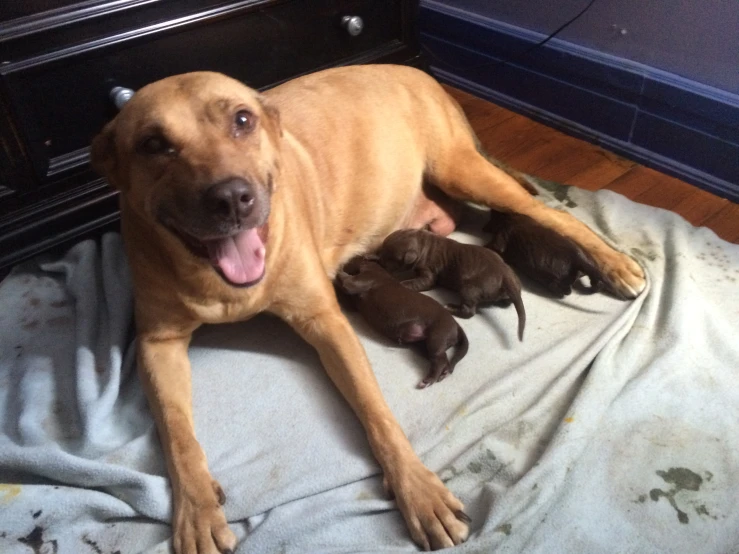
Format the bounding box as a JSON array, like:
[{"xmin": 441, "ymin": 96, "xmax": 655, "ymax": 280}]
[
  {"xmin": 504, "ymin": 271, "xmax": 526, "ymax": 341},
  {"xmin": 450, "ymin": 323, "xmax": 469, "ymax": 371}
]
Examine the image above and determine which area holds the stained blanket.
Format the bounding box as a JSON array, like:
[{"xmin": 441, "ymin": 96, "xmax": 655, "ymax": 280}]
[{"xmin": 1, "ymin": 181, "xmax": 738, "ymax": 554}]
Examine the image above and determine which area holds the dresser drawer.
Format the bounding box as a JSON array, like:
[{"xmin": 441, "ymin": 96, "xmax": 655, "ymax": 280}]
[{"xmin": 1, "ymin": 0, "xmax": 406, "ymax": 187}]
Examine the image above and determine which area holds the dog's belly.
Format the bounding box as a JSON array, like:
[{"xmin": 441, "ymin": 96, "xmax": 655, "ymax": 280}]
[{"xmin": 322, "ymin": 193, "xmax": 422, "ymax": 276}]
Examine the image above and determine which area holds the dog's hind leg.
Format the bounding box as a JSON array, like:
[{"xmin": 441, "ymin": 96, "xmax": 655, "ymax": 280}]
[
  {"xmin": 445, "ymin": 302, "xmax": 476, "ymax": 319},
  {"xmin": 418, "ymin": 323, "xmax": 458, "ymax": 388},
  {"xmin": 427, "ymin": 145, "xmax": 645, "ymax": 299},
  {"xmin": 401, "ymin": 267, "xmax": 436, "ymax": 292},
  {"xmin": 418, "ymin": 352, "xmax": 451, "ymax": 389},
  {"xmin": 444, "ymin": 285, "xmax": 482, "ymax": 319}
]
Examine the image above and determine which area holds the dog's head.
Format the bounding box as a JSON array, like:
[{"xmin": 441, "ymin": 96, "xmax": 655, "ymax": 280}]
[
  {"xmin": 379, "ymin": 230, "xmax": 424, "ymax": 270},
  {"xmin": 90, "ymin": 72, "xmax": 282, "ymax": 287}
]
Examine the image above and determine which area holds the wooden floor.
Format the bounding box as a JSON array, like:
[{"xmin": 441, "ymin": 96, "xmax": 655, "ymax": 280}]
[{"xmin": 445, "ymin": 86, "xmax": 739, "ymax": 244}]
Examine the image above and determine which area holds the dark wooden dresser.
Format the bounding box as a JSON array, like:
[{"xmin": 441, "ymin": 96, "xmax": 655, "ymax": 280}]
[{"xmin": 0, "ymin": 0, "xmax": 421, "ymax": 271}]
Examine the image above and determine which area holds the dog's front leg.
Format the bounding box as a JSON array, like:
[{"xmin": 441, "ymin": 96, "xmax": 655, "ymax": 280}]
[
  {"xmin": 401, "ymin": 267, "xmax": 436, "ymax": 292},
  {"xmin": 139, "ymin": 335, "xmax": 237, "ymax": 554},
  {"xmin": 277, "ymin": 296, "xmax": 470, "ymax": 550}
]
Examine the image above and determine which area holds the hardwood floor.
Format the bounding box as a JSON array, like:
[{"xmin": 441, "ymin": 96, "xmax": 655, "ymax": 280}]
[{"xmin": 445, "ymin": 86, "xmax": 739, "ymax": 244}]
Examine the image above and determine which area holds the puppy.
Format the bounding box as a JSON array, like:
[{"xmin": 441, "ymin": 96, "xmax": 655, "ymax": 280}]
[
  {"xmin": 338, "ymin": 258, "xmax": 469, "ymax": 388},
  {"xmin": 379, "ymin": 230, "xmax": 526, "ymax": 340},
  {"xmin": 485, "ymin": 211, "xmax": 605, "ymax": 297}
]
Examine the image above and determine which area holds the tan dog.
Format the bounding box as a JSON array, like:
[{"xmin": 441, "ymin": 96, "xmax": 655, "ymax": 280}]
[{"xmin": 91, "ymin": 64, "xmax": 645, "ymax": 553}]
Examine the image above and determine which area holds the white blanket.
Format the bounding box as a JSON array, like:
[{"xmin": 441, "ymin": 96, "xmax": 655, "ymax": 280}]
[{"xmin": 1, "ymin": 180, "xmax": 738, "ymax": 554}]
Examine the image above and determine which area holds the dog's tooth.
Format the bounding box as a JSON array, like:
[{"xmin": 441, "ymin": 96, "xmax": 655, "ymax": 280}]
[{"xmin": 257, "ymin": 246, "xmax": 266, "ymax": 259}]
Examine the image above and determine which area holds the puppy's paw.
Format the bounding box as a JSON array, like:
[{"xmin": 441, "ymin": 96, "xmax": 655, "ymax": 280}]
[
  {"xmin": 172, "ymin": 480, "xmax": 237, "ymax": 554},
  {"xmin": 388, "ymin": 462, "xmax": 470, "ymax": 550},
  {"xmin": 597, "ymin": 249, "xmax": 646, "ymax": 299},
  {"xmin": 444, "ymin": 303, "xmax": 474, "ymax": 319}
]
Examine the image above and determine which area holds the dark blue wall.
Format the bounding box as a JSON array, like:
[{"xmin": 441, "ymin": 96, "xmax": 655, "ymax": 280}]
[
  {"xmin": 420, "ymin": 1, "xmax": 739, "ymax": 201},
  {"xmin": 426, "ymin": 0, "xmax": 739, "ymax": 95}
]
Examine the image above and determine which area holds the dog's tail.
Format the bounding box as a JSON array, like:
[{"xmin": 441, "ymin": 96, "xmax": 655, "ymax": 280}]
[
  {"xmin": 504, "ymin": 271, "xmax": 526, "ymax": 341},
  {"xmin": 449, "ymin": 323, "xmax": 469, "ymax": 371}
]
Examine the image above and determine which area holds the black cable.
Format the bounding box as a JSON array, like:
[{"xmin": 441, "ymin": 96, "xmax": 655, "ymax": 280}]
[{"xmin": 422, "ymin": 0, "xmax": 598, "ymax": 73}]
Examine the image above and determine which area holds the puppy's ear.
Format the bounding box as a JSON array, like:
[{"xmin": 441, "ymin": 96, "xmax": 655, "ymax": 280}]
[
  {"xmin": 258, "ymin": 96, "xmax": 282, "ymax": 139},
  {"xmin": 403, "ymin": 250, "xmax": 418, "ymax": 266},
  {"xmin": 90, "ymin": 120, "xmax": 122, "ymax": 190}
]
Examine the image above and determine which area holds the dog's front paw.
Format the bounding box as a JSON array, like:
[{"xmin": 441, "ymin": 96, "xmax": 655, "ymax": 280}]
[
  {"xmin": 596, "ymin": 248, "xmax": 646, "ymax": 299},
  {"xmin": 172, "ymin": 480, "xmax": 237, "ymax": 554},
  {"xmin": 387, "ymin": 463, "xmax": 470, "ymax": 550}
]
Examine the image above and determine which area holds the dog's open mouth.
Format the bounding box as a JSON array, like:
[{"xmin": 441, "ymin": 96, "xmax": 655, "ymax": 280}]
[
  {"xmin": 170, "ymin": 224, "xmax": 269, "ymax": 287},
  {"xmin": 204, "ymin": 226, "xmax": 267, "ymax": 287}
]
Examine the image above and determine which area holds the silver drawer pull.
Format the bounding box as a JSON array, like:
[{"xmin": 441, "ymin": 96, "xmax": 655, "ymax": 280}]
[
  {"xmin": 110, "ymin": 86, "xmax": 135, "ymax": 110},
  {"xmin": 341, "ymin": 15, "xmax": 364, "ymax": 37}
]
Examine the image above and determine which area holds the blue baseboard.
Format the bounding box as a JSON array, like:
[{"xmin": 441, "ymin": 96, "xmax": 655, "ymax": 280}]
[{"xmin": 420, "ymin": 1, "xmax": 739, "ymax": 202}]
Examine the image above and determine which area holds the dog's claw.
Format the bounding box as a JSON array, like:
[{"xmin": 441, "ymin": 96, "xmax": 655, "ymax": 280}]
[
  {"xmin": 454, "ymin": 510, "xmax": 472, "ymax": 524},
  {"xmin": 592, "ymin": 248, "xmax": 646, "ymax": 299},
  {"xmin": 213, "ymin": 480, "xmax": 227, "ymax": 505}
]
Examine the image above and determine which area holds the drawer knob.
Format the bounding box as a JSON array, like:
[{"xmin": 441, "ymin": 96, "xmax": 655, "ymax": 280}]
[
  {"xmin": 110, "ymin": 86, "xmax": 135, "ymax": 110},
  {"xmin": 341, "ymin": 15, "xmax": 364, "ymax": 37}
]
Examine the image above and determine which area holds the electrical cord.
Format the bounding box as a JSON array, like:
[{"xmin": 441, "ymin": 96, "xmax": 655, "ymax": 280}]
[{"xmin": 421, "ymin": 0, "xmax": 598, "ymax": 72}]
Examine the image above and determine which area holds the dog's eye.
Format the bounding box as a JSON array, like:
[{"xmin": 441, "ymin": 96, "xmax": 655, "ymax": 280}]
[
  {"xmin": 233, "ymin": 110, "xmax": 256, "ymax": 136},
  {"xmin": 139, "ymin": 135, "xmax": 175, "ymax": 156}
]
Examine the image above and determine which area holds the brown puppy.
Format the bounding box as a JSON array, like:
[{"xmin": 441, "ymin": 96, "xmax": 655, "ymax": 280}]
[
  {"xmin": 90, "ymin": 64, "xmax": 644, "ymax": 553},
  {"xmin": 338, "ymin": 258, "xmax": 469, "ymax": 389},
  {"xmin": 379, "ymin": 230, "xmax": 526, "ymax": 340},
  {"xmin": 485, "ymin": 211, "xmax": 605, "ymax": 297}
]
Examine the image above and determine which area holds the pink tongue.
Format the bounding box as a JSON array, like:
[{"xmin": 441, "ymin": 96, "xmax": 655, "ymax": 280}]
[{"xmin": 205, "ymin": 228, "xmax": 266, "ymax": 285}]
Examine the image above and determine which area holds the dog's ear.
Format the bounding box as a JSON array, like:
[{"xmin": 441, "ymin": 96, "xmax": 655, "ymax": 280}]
[
  {"xmin": 258, "ymin": 96, "xmax": 282, "ymax": 139},
  {"xmin": 90, "ymin": 120, "xmax": 122, "ymax": 190}
]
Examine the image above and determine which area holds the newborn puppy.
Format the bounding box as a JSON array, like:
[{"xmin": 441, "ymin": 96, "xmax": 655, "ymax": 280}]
[
  {"xmin": 337, "ymin": 258, "xmax": 468, "ymax": 388},
  {"xmin": 379, "ymin": 230, "xmax": 526, "ymax": 340},
  {"xmin": 485, "ymin": 211, "xmax": 604, "ymax": 297}
]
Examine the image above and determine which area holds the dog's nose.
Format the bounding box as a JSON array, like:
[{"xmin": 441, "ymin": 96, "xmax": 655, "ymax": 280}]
[{"xmin": 204, "ymin": 178, "xmax": 255, "ymax": 220}]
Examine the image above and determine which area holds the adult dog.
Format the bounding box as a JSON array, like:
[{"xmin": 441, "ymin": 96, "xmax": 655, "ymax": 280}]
[{"xmin": 91, "ymin": 64, "xmax": 645, "ymax": 553}]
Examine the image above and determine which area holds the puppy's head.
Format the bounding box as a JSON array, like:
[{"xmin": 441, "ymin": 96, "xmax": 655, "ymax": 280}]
[
  {"xmin": 90, "ymin": 72, "xmax": 282, "ymax": 287},
  {"xmin": 379, "ymin": 230, "xmax": 422, "ymax": 270}
]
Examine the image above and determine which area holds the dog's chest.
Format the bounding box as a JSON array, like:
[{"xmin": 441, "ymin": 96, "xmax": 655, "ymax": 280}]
[{"xmin": 182, "ymin": 291, "xmax": 262, "ymax": 324}]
